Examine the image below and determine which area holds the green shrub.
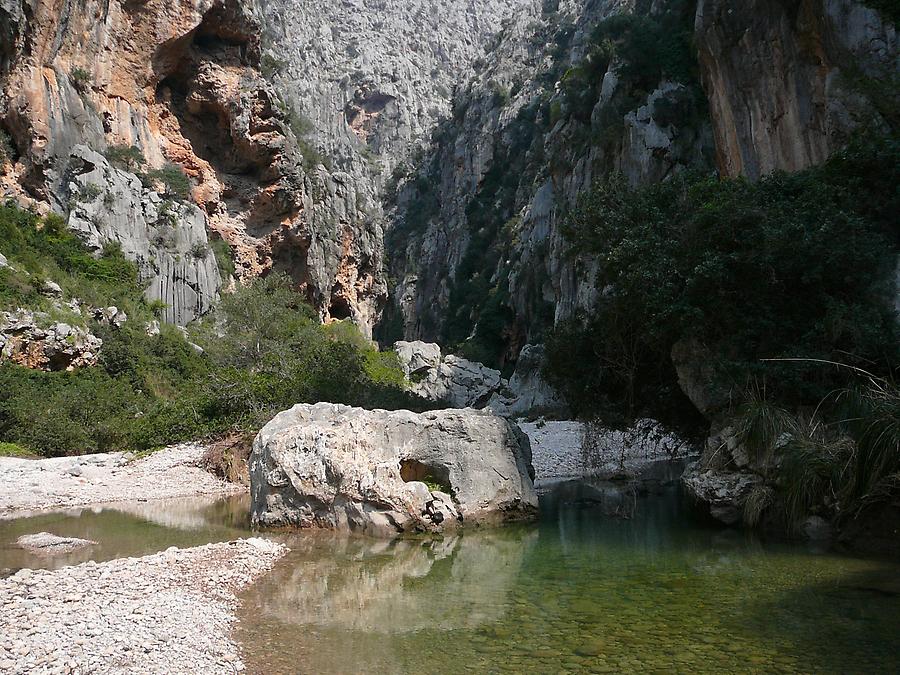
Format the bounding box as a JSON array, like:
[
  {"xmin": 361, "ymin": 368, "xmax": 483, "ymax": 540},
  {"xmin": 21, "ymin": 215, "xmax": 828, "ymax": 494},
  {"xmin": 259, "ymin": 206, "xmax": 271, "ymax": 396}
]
[
  {"xmin": 105, "ymin": 145, "xmax": 146, "ymax": 171},
  {"xmin": 734, "ymin": 371, "xmax": 900, "ymax": 530},
  {"xmin": 0, "ymin": 365, "xmax": 145, "ymax": 456},
  {"xmin": 0, "ymin": 129, "xmax": 14, "ymax": 166},
  {"xmin": 0, "ymin": 441, "xmax": 35, "ymax": 458},
  {"xmin": 211, "ymin": 238, "xmax": 235, "ymax": 278},
  {"xmin": 545, "ymin": 134, "xmax": 899, "ymax": 428},
  {"xmin": 70, "ymin": 67, "xmax": 92, "ymax": 91},
  {"xmin": 78, "ymin": 183, "xmax": 102, "ymax": 202},
  {"xmin": 190, "ymin": 242, "xmax": 209, "ymax": 260},
  {"xmin": 0, "ymin": 199, "xmax": 433, "ymax": 457},
  {"xmin": 145, "ymin": 163, "xmax": 191, "ymax": 200},
  {"xmin": 0, "ymin": 202, "xmax": 144, "ymax": 313}
]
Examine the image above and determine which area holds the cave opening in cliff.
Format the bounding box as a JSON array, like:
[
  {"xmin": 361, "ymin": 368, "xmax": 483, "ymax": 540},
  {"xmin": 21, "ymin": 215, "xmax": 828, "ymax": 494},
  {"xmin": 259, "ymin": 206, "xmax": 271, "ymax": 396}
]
[{"xmin": 328, "ymin": 294, "xmax": 353, "ymax": 321}]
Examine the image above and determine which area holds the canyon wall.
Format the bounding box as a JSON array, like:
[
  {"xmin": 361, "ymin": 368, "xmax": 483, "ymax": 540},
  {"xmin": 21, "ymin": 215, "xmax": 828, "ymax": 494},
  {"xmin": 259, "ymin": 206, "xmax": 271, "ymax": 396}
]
[
  {"xmin": 384, "ymin": 0, "xmax": 896, "ymax": 365},
  {"xmin": 0, "ymin": 0, "xmax": 894, "ymax": 341}
]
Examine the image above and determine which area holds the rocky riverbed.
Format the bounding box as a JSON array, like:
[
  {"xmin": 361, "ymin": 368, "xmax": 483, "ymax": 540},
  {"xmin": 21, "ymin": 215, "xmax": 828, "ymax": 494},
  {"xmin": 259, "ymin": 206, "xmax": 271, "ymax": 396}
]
[
  {"xmin": 0, "ymin": 444, "xmax": 245, "ymax": 517},
  {"xmin": 0, "ymin": 538, "xmax": 287, "ymax": 674}
]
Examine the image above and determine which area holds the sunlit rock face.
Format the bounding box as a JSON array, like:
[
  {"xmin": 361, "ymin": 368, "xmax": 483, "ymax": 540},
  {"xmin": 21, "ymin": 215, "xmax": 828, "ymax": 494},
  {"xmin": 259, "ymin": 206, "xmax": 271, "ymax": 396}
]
[
  {"xmin": 249, "ymin": 403, "xmax": 538, "ymax": 536},
  {"xmin": 252, "ymin": 0, "xmax": 534, "ymax": 334},
  {"xmin": 696, "ymin": 0, "xmax": 898, "ymax": 180}
]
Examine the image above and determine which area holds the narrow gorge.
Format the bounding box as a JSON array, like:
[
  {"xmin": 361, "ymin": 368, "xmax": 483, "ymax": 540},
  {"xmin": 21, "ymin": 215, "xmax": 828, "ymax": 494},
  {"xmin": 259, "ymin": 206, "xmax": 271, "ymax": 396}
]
[{"xmin": 0, "ymin": 0, "xmax": 898, "ymax": 673}]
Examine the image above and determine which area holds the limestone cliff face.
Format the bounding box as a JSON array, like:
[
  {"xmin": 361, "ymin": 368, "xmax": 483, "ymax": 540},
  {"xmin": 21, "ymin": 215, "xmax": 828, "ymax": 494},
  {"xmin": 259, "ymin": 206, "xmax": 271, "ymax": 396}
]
[
  {"xmin": 0, "ymin": 0, "xmax": 531, "ymax": 335},
  {"xmin": 696, "ymin": 0, "xmax": 898, "ymax": 179},
  {"xmin": 0, "ymin": 0, "xmax": 894, "ymax": 340},
  {"xmin": 383, "ymin": 0, "xmax": 896, "ymax": 366},
  {"xmin": 0, "ymin": 0, "xmax": 373, "ymax": 331},
  {"xmin": 253, "ymin": 0, "xmax": 533, "ymax": 333},
  {"xmin": 385, "ymin": 0, "xmax": 714, "ymax": 362}
]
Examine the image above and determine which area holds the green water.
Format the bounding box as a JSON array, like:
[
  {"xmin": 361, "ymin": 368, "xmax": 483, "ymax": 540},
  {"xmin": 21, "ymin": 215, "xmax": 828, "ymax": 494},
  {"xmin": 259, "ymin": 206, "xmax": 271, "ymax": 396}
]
[
  {"xmin": 0, "ymin": 494, "xmax": 251, "ymax": 573},
  {"xmin": 235, "ymin": 481, "xmax": 900, "ymax": 674},
  {"xmin": 2, "ymin": 480, "xmax": 898, "ymax": 673}
]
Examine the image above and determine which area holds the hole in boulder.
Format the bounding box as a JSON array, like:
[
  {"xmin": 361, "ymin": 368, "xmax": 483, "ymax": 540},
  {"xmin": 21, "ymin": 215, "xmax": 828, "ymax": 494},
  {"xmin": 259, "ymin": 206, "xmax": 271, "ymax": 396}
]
[{"xmin": 400, "ymin": 459, "xmax": 451, "ymax": 493}]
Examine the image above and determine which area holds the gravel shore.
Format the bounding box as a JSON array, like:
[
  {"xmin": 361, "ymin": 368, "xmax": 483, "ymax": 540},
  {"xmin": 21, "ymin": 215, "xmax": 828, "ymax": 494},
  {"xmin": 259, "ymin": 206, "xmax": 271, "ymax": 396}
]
[
  {"xmin": 0, "ymin": 538, "xmax": 287, "ymax": 674},
  {"xmin": 521, "ymin": 419, "xmax": 691, "ymax": 484},
  {"xmin": 0, "ymin": 444, "xmax": 245, "ymax": 517}
]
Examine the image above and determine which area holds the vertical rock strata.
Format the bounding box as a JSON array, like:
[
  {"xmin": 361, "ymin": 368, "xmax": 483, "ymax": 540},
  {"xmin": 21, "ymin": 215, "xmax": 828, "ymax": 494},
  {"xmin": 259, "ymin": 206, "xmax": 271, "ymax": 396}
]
[
  {"xmin": 0, "ymin": 0, "xmax": 894, "ymax": 338},
  {"xmin": 386, "ymin": 0, "xmax": 896, "ymax": 361},
  {"xmin": 696, "ymin": 0, "xmax": 898, "ymax": 179}
]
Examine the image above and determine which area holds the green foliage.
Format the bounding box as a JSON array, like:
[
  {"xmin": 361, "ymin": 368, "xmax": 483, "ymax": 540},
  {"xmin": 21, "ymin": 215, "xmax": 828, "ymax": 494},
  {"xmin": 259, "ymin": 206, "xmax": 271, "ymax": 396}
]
[
  {"xmin": 70, "ymin": 67, "xmax": 91, "ymax": 91},
  {"xmin": 190, "ymin": 242, "xmax": 209, "ymax": 260},
  {"xmin": 0, "ymin": 128, "xmax": 14, "ymax": 166},
  {"xmin": 260, "ymin": 53, "xmax": 288, "ymax": 78},
  {"xmin": 211, "ymin": 238, "xmax": 235, "ymax": 278},
  {"xmin": 144, "ymin": 164, "xmax": 191, "ymax": 200},
  {"xmin": 553, "ymin": 0, "xmax": 701, "ymax": 129},
  {"xmin": 0, "ymin": 441, "xmax": 36, "ymax": 458},
  {"xmin": 545, "ymin": 135, "xmax": 900, "ymax": 428},
  {"xmin": 0, "ymin": 203, "xmax": 430, "ymax": 457},
  {"xmin": 296, "ymin": 138, "xmax": 327, "ymax": 172},
  {"xmin": 0, "ymin": 365, "xmax": 146, "ymax": 456},
  {"xmin": 79, "ymin": 183, "xmax": 102, "ymax": 202},
  {"xmin": 277, "ymin": 101, "xmax": 329, "ymax": 172},
  {"xmin": 0, "ymin": 203, "xmax": 143, "ymax": 314},
  {"xmin": 594, "ymin": 1, "xmax": 700, "ymax": 95},
  {"xmin": 105, "ymin": 145, "xmax": 146, "ymax": 171},
  {"xmin": 736, "ymin": 371, "xmax": 900, "ymax": 530}
]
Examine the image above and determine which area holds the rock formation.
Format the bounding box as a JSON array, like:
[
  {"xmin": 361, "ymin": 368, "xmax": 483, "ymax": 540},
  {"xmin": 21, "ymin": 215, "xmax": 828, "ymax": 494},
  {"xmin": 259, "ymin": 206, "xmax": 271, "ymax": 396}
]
[
  {"xmin": 394, "ymin": 340, "xmax": 565, "ymax": 415},
  {"xmin": 249, "ymin": 403, "xmax": 538, "ymax": 535},
  {"xmin": 15, "ymin": 532, "xmax": 98, "ymax": 556},
  {"xmin": 487, "ymin": 344, "xmax": 567, "ymax": 417},
  {"xmin": 66, "ymin": 146, "xmax": 221, "ymax": 324},
  {"xmin": 3, "ymin": 0, "xmax": 477, "ymax": 332},
  {"xmin": 696, "ymin": 0, "xmax": 898, "ymax": 179},
  {"xmin": 3, "ymin": 0, "xmax": 891, "ymax": 345},
  {"xmin": 0, "ymin": 309, "xmax": 102, "ymax": 371},
  {"xmin": 394, "ymin": 340, "xmax": 506, "ymax": 409},
  {"xmin": 384, "ymin": 0, "xmax": 897, "ymax": 366}
]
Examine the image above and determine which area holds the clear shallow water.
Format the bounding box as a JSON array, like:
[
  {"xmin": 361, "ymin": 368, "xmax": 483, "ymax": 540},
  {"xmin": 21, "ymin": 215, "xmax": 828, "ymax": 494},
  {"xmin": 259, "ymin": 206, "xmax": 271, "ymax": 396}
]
[
  {"xmin": 1, "ymin": 479, "xmax": 898, "ymax": 673},
  {"xmin": 235, "ymin": 480, "xmax": 900, "ymax": 674},
  {"xmin": 0, "ymin": 494, "xmax": 251, "ymax": 574}
]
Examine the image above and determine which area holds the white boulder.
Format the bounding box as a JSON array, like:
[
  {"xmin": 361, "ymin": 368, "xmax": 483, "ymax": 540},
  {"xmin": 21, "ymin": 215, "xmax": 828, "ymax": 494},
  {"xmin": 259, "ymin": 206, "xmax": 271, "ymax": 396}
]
[{"xmin": 249, "ymin": 403, "xmax": 538, "ymax": 536}]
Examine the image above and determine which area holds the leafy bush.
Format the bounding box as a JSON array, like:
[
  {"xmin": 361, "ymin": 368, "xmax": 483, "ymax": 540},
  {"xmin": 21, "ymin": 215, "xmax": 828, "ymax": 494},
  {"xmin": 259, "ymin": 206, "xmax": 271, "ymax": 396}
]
[
  {"xmin": 545, "ymin": 134, "xmax": 899, "ymax": 428},
  {"xmin": 70, "ymin": 67, "xmax": 91, "ymax": 91},
  {"xmin": 210, "ymin": 238, "xmax": 235, "ymax": 278},
  {"xmin": 105, "ymin": 145, "xmax": 146, "ymax": 171},
  {"xmin": 0, "ymin": 441, "xmax": 35, "ymax": 458},
  {"xmin": 733, "ymin": 370, "xmax": 900, "ymax": 530},
  {"xmin": 0, "ymin": 129, "xmax": 14, "ymax": 166},
  {"xmin": 0, "ymin": 203, "xmax": 430, "ymax": 457},
  {"xmin": 144, "ymin": 163, "xmax": 191, "ymax": 200},
  {"xmin": 190, "ymin": 242, "xmax": 209, "ymax": 260},
  {"xmin": 0, "ymin": 203, "xmax": 144, "ymax": 314},
  {"xmin": 554, "ymin": 0, "xmax": 701, "ymax": 129}
]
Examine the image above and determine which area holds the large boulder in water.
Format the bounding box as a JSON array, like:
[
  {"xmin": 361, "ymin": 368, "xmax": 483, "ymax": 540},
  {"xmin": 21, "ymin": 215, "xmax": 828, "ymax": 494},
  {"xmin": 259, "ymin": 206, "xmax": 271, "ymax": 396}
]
[{"xmin": 249, "ymin": 403, "xmax": 538, "ymax": 536}]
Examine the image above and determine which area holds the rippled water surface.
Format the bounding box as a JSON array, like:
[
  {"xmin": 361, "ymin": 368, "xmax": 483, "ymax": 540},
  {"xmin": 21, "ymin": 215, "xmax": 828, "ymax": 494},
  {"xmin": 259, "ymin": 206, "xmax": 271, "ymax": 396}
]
[{"xmin": 236, "ymin": 481, "xmax": 900, "ymax": 674}]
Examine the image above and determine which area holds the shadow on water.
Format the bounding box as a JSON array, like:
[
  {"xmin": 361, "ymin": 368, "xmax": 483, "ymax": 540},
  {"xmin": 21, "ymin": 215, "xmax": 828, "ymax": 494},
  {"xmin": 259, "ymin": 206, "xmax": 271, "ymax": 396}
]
[{"xmin": 237, "ymin": 470, "xmax": 900, "ymax": 674}]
